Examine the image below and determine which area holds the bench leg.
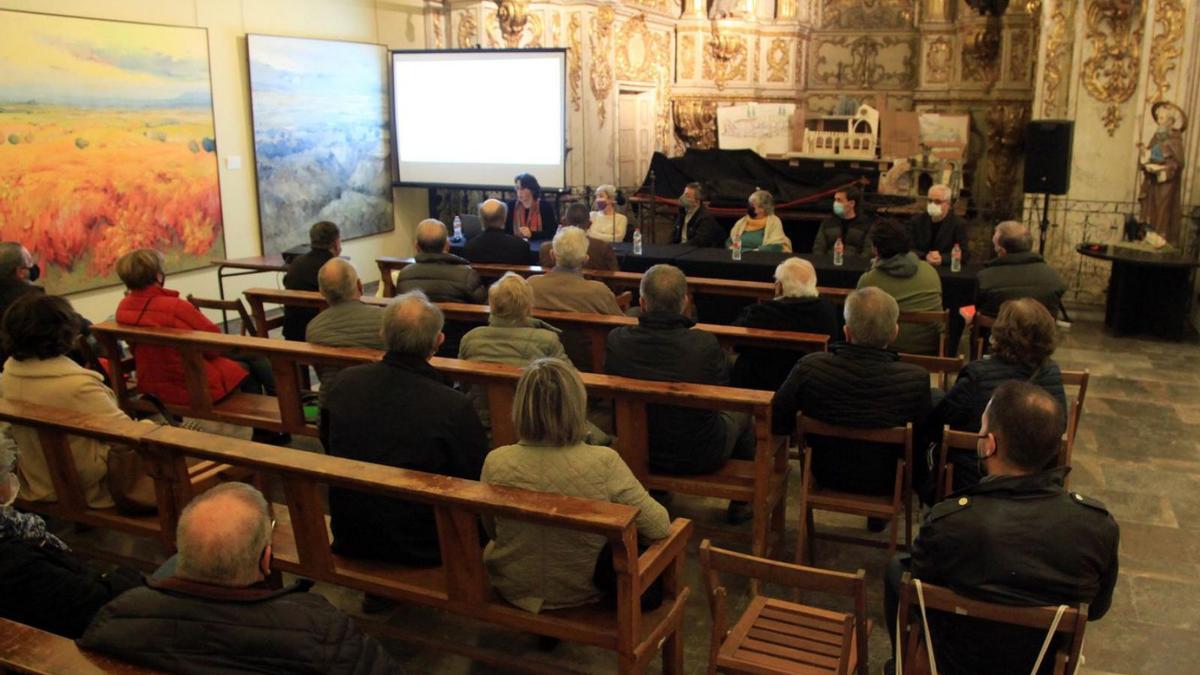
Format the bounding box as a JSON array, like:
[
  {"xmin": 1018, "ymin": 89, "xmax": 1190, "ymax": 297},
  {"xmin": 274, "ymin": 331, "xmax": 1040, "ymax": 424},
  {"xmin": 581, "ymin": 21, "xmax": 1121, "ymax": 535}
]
[
  {"xmin": 770, "ymin": 490, "xmax": 787, "ymax": 559},
  {"xmin": 662, "ymin": 626, "xmax": 683, "ymax": 675}
]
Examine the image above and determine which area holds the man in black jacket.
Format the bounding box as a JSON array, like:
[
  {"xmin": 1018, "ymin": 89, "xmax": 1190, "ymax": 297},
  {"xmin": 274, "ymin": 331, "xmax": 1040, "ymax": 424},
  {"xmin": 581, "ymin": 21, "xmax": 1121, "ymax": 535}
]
[
  {"xmin": 772, "ymin": 287, "xmax": 931, "ymax": 496},
  {"xmin": 605, "ymin": 264, "xmax": 755, "ymax": 521},
  {"xmin": 732, "ymin": 257, "xmax": 838, "ymax": 391},
  {"xmin": 906, "ymin": 184, "xmax": 970, "ymax": 266},
  {"xmin": 324, "ymin": 291, "xmax": 488, "ymax": 567},
  {"xmin": 883, "ymin": 381, "xmax": 1119, "ymax": 675},
  {"xmin": 670, "ymin": 183, "xmax": 725, "ymax": 247},
  {"xmin": 977, "ymin": 220, "xmax": 1066, "ymax": 317},
  {"xmin": 811, "ymin": 186, "xmax": 872, "ymax": 256},
  {"xmin": 281, "ymin": 221, "xmax": 340, "ymax": 341},
  {"xmin": 79, "ymin": 482, "xmax": 398, "ymax": 673},
  {"xmin": 464, "ymin": 199, "xmax": 535, "ymax": 265}
]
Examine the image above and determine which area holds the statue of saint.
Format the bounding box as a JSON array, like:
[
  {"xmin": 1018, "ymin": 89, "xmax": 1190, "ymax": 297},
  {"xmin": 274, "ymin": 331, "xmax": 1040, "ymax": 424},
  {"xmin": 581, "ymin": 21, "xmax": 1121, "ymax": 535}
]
[{"xmin": 1137, "ymin": 101, "xmax": 1187, "ymax": 246}]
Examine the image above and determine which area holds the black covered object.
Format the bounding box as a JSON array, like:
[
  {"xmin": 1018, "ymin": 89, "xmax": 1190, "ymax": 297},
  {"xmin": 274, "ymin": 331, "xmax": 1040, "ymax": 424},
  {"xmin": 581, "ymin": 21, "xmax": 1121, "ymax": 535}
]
[{"xmin": 638, "ymin": 149, "xmax": 876, "ymax": 206}]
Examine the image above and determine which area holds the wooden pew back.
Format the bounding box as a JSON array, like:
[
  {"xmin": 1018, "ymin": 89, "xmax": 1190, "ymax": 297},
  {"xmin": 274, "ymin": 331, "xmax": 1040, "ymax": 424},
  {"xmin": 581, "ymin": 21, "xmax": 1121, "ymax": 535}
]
[{"xmin": 0, "ymin": 617, "xmax": 165, "ymax": 674}]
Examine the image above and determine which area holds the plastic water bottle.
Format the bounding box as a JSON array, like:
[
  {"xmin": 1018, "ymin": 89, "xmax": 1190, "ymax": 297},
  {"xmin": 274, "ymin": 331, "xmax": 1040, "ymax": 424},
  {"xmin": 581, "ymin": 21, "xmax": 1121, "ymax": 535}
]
[
  {"xmin": 452, "ymin": 216, "xmax": 463, "ymax": 242},
  {"xmin": 951, "ymin": 243, "xmax": 962, "ymax": 272},
  {"xmin": 833, "ymin": 237, "xmax": 844, "ymax": 266},
  {"xmin": 632, "ymin": 227, "xmax": 643, "ymax": 255},
  {"xmin": 731, "ymin": 237, "xmax": 742, "ymax": 261}
]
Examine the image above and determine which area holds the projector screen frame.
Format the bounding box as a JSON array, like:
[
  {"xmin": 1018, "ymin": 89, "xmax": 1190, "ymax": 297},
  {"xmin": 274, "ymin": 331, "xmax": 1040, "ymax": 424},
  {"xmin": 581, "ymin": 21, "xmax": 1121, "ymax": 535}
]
[{"xmin": 389, "ymin": 47, "xmax": 569, "ymax": 192}]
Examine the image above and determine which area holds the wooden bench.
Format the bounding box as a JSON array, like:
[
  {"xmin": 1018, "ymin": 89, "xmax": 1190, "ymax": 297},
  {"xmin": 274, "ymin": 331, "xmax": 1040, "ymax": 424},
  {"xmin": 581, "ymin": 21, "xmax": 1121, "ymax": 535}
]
[
  {"xmin": 243, "ymin": 287, "xmax": 831, "ymax": 372},
  {"xmin": 0, "ymin": 399, "xmax": 693, "ymax": 675},
  {"xmin": 0, "ymin": 616, "xmax": 165, "ymax": 674},
  {"xmin": 91, "ymin": 324, "xmax": 791, "ymax": 560},
  {"xmin": 376, "ymin": 256, "xmax": 854, "ymax": 304}
]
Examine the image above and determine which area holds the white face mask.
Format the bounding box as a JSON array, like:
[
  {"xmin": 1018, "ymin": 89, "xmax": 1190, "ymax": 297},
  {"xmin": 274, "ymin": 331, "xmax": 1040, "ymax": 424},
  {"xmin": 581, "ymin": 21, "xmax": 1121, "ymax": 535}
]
[
  {"xmin": 0, "ymin": 473, "xmax": 18, "ymax": 508},
  {"xmin": 926, "ymin": 202, "xmax": 943, "ymax": 219}
]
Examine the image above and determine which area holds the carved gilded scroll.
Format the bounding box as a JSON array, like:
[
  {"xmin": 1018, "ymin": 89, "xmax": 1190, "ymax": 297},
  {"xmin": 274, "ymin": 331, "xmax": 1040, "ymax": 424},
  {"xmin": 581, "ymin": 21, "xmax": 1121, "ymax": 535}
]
[
  {"xmin": 1080, "ymin": 0, "xmax": 1145, "ymax": 135},
  {"xmin": 615, "ymin": 14, "xmax": 669, "ymax": 83},
  {"xmin": 457, "ymin": 11, "xmax": 478, "ymax": 48},
  {"xmin": 1040, "ymin": 0, "xmax": 1071, "ymax": 117},
  {"xmin": 766, "ymin": 38, "xmax": 790, "ymax": 82},
  {"xmin": 1146, "ymin": 0, "xmax": 1184, "ymax": 104},
  {"xmin": 925, "ymin": 36, "xmax": 951, "ymax": 84},
  {"xmin": 590, "ymin": 6, "xmax": 615, "ymax": 127},
  {"xmin": 821, "ymin": 0, "xmax": 914, "ymax": 29},
  {"xmin": 568, "ymin": 13, "xmax": 582, "ymax": 112},
  {"xmin": 679, "ymin": 34, "xmax": 696, "ymax": 79},
  {"xmin": 673, "ymin": 99, "xmax": 718, "ymax": 148},
  {"xmin": 811, "ymin": 35, "xmax": 914, "ymax": 88},
  {"xmin": 986, "ymin": 104, "xmax": 1029, "ymax": 218}
]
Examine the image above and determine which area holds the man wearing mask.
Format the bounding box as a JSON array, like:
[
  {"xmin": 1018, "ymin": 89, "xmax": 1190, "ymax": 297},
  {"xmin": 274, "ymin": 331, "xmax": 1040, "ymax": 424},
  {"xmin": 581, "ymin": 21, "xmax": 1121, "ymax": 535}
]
[
  {"xmin": 670, "ymin": 182, "xmax": 725, "ymax": 247},
  {"xmin": 811, "ymin": 186, "xmax": 872, "ymax": 255},
  {"xmin": 0, "ymin": 242, "xmax": 42, "ymax": 321},
  {"xmin": 907, "ymin": 184, "xmax": 970, "ymax": 266}
]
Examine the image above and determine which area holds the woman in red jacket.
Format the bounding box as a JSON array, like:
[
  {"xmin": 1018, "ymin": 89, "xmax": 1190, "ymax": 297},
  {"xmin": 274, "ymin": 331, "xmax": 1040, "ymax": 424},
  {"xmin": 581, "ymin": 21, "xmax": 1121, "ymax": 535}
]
[{"xmin": 114, "ymin": 249, "xmax": 276, "ymax": 413}]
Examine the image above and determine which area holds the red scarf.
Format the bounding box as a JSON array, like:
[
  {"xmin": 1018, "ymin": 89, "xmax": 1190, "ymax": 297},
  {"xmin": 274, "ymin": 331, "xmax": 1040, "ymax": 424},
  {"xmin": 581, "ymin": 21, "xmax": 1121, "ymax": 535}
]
[{"xmin": 514, "ymin": 200, "xmax": 542, "ymax": 234}]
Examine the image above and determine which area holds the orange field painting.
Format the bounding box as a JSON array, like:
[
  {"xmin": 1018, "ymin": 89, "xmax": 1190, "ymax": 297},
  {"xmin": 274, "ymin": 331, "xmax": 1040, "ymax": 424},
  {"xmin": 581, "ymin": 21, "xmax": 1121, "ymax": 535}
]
[{"xmin": 0, "ymin": 10, "xmax": 224, "ymax": 295}]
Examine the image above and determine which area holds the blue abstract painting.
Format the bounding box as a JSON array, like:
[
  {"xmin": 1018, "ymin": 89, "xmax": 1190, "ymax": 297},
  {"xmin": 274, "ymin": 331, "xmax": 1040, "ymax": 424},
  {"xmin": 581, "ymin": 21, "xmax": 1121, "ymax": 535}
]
[{"xmin": 247, "ymin": 34, "xmax": 393, "ymax": 255}]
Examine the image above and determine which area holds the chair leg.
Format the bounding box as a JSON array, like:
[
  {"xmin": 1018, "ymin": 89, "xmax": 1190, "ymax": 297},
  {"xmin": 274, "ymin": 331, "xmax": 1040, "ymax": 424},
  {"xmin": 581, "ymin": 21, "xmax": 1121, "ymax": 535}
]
[
  {"xmin": 796, "ymin": 468, "xmax": 813, "ymax": 566},
  {"xmin": 770, "ymin": 489, "xmax": 787, "ymax": 560},
  {"xmin": 662, "ymin": 626, "xmax": 683, "ymax": 675}
]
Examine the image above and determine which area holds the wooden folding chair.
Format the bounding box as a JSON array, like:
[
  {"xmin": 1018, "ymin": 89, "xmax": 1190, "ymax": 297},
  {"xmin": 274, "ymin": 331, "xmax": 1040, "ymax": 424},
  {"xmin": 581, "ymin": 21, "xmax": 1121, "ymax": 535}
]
[
  {"xmin": 1060, "ymin": 370, "xmax": 1089, "ymax": 481},
  {"xmin": 187, "ymin": 295, "xmax": 260, "ymax": 337},
  {"xmin": 896, "ymin": 574, "xmax": 1088, "ymax": 675},
  {"xmin": 970, "ymin": 313, "xmax": 995, "ymax": 361},
  {"xmin": 899, "ymin": 309, "xmax": 950, "ymax": 357},
  {"xmin": 934, "ymin": 426, "xmax": 1071, "ymax": 502},
  {"xmin": 699, "ymin": 539, "xmax": 869, "ymax": 675},
  {"xmin": 794, "ymin": 416, "xmax": 913, "ymax": 565}
]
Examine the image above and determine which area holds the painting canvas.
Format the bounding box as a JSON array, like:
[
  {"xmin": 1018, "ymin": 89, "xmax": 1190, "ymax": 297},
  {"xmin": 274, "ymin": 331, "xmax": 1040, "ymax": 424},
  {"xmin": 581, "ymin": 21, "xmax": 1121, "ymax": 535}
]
[
  {"xmin": 0, "ymin": 10, "xmax": 224, "ymax": 295},
  {"xmin": 247, "ymin": 35, "xmax": 393, "ymax": 256}
]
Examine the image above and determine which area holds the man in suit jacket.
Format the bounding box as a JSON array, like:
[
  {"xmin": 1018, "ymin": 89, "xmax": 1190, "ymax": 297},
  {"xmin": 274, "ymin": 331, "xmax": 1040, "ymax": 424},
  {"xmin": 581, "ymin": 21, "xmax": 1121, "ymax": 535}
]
[
  {"xmin": 670, "ymin": 182, "xmax": 725, "ymax": 247},
  {"xmin": 907, "ymin": 184, "xmax": 970, "ymax": 266},
  {"xmin": 281, "ymin": 221, "xmax": 339, "ymax": 341},
  {"xmin": 464, "ymin": 199, "xmax": 534, "ymax": 265},
  {"xmin": 538, "ymin": 203, "xmax": 618, "ymax": 271}
]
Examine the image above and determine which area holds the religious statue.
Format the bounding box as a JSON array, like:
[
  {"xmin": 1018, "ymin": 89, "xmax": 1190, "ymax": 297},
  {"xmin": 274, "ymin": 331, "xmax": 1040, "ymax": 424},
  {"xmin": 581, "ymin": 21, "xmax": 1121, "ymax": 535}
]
[{"xmin": 1137, "ymin": 101, "xmax": 1187, "ymax": 247}]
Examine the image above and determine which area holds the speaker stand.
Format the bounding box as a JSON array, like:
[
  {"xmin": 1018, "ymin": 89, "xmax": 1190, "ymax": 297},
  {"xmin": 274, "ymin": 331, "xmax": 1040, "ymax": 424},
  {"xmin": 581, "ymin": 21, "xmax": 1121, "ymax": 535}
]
[{"xmin": 1038, "ymin": 192, "xmax": 1051, "ymax": 255}]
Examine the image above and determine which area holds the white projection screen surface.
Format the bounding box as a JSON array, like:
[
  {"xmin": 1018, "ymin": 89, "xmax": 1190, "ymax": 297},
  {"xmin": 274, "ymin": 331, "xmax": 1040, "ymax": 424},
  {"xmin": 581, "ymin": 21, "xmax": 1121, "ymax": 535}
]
[{"xmin": 391, "ymin": 49, "xmax": 566, "ymax": 189}]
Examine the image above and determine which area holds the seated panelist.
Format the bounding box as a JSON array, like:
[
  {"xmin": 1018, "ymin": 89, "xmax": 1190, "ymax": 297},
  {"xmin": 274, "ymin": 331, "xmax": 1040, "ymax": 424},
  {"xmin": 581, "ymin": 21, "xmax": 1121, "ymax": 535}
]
[
  {"xmin": 727, "ymin": 190, "xmax": 792, "ymax": 253},
  {"xmin": 506, "ymin": 172, "xmax": 558, "ymax": 241}
]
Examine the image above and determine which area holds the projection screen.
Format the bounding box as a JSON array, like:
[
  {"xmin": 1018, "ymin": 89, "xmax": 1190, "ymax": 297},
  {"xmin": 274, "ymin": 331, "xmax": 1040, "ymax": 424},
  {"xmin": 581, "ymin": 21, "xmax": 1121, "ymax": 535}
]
[{"xmin": 391, "ymin": 49, "xmax": 567, "ymax": 190}]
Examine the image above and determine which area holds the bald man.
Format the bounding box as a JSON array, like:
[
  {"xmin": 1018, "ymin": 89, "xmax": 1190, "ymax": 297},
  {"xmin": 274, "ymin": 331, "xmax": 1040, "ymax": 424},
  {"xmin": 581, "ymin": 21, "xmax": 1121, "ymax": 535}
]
[
  {"xmin": 305, "ymin": 259, "xmax": 384, "ymax": 409},
  {"xmin": 80, "ymin": 483, "xmax": 398, "ymax": 672},
  {"xmin": 976, "ymin": 220, "xmax": 1066, "ymax": 317},
  {"xmin": 394, "ymin": 218, "xmax": 485, "ymax": 304},
  {"xmin": 463, "ymin": 199, "xmax": 535, "ymax": 265},
  {"xmin": 731, "ymin": 257, "xmax": 839, "ymax": 391}
]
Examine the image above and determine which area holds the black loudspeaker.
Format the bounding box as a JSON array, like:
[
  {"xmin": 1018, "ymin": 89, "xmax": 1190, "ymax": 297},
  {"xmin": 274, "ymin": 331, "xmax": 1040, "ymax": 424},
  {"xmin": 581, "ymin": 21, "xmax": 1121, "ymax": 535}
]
[{"xmin": 1023, "ymin": 120, "xmax": 1074, "ymax": 195}]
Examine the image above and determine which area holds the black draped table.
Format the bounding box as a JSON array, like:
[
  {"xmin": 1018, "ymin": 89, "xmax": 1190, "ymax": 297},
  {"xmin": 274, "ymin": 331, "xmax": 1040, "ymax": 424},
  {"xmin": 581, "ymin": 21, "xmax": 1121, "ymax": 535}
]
[{"xmin": 1077, "ymin": 243, "xmax": 1199, "ymax": 340}]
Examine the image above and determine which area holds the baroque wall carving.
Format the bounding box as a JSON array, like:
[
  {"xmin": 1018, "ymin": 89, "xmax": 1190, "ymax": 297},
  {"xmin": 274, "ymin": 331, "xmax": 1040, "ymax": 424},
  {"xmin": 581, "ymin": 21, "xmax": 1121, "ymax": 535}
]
[
  {"xmin": 1080, "ymin": 0, "xmax": 1145, "ymax": 135},
  {"xmin": 673, "ymin": 99, "xmax": 718, "ymax": 148},
  {"xmin": 811, "ymin": 35, "xmax": 914, "ymax": 88},
  {"xmin": 678, "ymin": 34, "xmax": 697, "ymax": 79},
  {"xmin": 1145, "ymin": 0, "xmax": 1184, "ymax": 104},
  {"xmin": 766, "ymin": 38, "xmax": 791, "ymax": 82},
  {"xmin": 431, "ymin": 12, "xmax": 445, "ymax": 49},
  {"xmin": 457, "ymin": 10, "xmax": 478, "ymax": 48},
  {"xmin": 960, "ymin": 21, "xmax": 1002, "ymax": 91},
  {"xmin": 1008, "ymin": 28, "xmax": 1030, "ymax": 82},
  {"xmin": 820, "ymin": 0, "xmax": 914, "ymax": 29},
  {"xmin": 589, "ymin": 5, "xmax": 615, "ymax": 127},
  {"xmin": 985, "ymin": 103, "xmax": 1029, "ymax": 219},
  {"xmin": 925, "ymin": 35, "xmax": 952, "ymax": 83},
  {"xmin": 1040, "ymin": 0, "xmax": 1073, "ymax": 117},
  {"xmin": 615, "ymin": 14, "xmax": 670, "ymax": 83},
  {"xmin": 703, "ymin": 28, "xmax": 749, "ymax": 90},
  {"xmin": 568, "ymin": 13, "xmax": 582, "ymax": 111}
]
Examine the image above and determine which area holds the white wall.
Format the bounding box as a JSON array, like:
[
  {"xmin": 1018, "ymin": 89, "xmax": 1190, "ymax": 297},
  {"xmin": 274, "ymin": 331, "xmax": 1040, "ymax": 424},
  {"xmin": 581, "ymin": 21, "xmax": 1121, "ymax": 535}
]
[{"xmin": 0, "ymin": 0, "xmax": 430, "ymax": 323}]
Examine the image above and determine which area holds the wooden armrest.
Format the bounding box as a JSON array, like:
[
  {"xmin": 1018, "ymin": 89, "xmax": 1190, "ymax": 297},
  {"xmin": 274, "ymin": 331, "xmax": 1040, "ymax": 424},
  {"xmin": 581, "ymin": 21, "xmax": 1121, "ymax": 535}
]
[
  {"xmin": 615, "ymin": 291, "xmax": 633, "ymax": 312},
  {"xmin": 637, "ymin": 518, "xmax": 693, "ymax": 590}
]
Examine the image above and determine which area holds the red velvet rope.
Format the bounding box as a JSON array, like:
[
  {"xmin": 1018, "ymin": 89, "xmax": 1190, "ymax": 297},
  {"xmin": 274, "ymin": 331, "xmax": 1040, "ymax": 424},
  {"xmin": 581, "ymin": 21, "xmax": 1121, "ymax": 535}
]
[{"xmin": 630, "ymin": 177, "xmax": 868, "ymax": 216}]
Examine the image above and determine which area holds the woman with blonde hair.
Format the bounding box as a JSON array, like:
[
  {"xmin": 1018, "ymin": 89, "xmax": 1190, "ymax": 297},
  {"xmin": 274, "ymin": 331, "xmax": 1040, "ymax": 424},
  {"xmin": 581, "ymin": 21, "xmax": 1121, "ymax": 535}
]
[
  {"xmin": 727, "ymin": 189, "xmax": 793, "ymax": 253},
  {"xmin": 481, "ymin": 358, "xmax": 669, "ymax": 613},
  {"xmin": 587, "ymin": 185, "xmax": 627, "ymax": 243}
]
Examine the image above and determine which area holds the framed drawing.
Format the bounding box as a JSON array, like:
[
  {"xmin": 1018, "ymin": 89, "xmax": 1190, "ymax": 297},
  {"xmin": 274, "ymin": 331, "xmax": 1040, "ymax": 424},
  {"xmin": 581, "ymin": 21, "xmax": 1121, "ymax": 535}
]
[
  {"xmin": 247, "ymin": 34, "xmax": 394, "ymax": 256},
  {"xmin": 0, "ymin": 10, "xmax": 225, "ymax": 295}
]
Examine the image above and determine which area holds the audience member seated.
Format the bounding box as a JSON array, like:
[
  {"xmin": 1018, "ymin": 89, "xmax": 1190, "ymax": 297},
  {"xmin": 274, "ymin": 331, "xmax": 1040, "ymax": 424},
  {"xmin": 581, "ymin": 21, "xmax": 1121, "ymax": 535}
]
[
  {"xmin": 907, "ymin": 184, "xmax": 971, "ymax": 266},
  {"xmin": 884, "ymin": 382, "xmax": 1119, "ymax": 675},
  {"xmin": 811, "ymin": 186, "xmax": 872, "ymax": 256},
  {"xmin": 0, "ymin": 437, "xmax": 140, "ymax": 637},
  {"xmin": 464, "ymin": 198, "xmax": 534, "ymax": 265},
  {"xmin": 305, "ymin": 259, "xmax": 384, "ymax": 408},
  {"xmin": 282, "ymin": 221, "xmax": 341, "ymax": 341},
  {"xmin": 538, "ymin": 203, "xmax": 619, "ymax": 271},
  {"xmin": 858, "ymin": 219, "xmax": 944, "ymax": 355},
  {"xmin": 529, "ymin": 226, "xmax": 624, "ymax": 370},
  {"xmin": 930, "ymin": 298, "xmax": 1067, "ymax": 492},
  {"xmin": 977, "ymin": 220, "xmax": 1067, "ymax": 318},
  {"xmin": 0, "ymin": 241, "xmax": 42, "ymax": 329},
  {"xmin": 79, "ymin": 482, "xmax": 399, "ymax": 673},
  {"xmin": 587, "ymin": 184, "xmax": 628, "ymax": 243},
  {"xmin": 395, "ymin": 219, "xmax": 485, "ymax": 304},
  {"xmin": 731, "ymin": 258, "xmax": 839, "ymax": 392},
  {"xmin": 324, "ymin": 292, "xmax": 487, "ymax": 573},
  {"xmin": 605, "ymin": 264, "xmax": 755, "ymax": 523},
  {"xmin": 459, "ymin": 273, "xmax": 568, "ymax": 430},
  {"xmin": 727, "ymin": 189, "xmax": 793, "ymax": 253},
  {"xmin": 772, "ymin": 288, "xmax": 931, "ymax": 504},
  {"xmin": 114, "ymin": 249, "xmax": 277, "ymax": 406},
  {"xmin": 1, "ymin": 294, "xmax": 152, "ymax": 510},
  {"xmin": 482, "ymin": 358, "xmax": 669, "ymax": 613},
  {"xmin": 506, "ymin": 172, "xmax": 558, "ymax": 241},
  {"xmin": 671, "ymin": 182, "xmax": 725, "ymax": 248}
]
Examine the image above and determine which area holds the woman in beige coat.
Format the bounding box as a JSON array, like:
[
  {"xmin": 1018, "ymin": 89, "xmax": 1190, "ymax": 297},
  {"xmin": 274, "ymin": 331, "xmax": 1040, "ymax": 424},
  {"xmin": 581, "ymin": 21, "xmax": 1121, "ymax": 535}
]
[
  {"xmin": 0, "ymin": 294, "xmax": 138, "ymax": 509},
  {"xmin": 481, "ymin": 358, "xmax": 669, "ymax": 613}
]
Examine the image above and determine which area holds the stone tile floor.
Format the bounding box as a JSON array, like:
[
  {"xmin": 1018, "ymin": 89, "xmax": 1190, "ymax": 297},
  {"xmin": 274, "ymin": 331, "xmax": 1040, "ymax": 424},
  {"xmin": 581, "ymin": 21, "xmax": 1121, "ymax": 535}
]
[{"xmin": 60, "ymin": 310, "xmax": 1200, "ymax": 674}]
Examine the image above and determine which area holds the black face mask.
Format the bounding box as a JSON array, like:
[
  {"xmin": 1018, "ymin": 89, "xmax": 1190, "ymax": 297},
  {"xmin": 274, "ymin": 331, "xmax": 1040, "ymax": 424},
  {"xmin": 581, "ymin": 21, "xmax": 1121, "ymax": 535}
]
[
  {"xmin": 27, "ymin": 264, "xmax": 39, "ymax": 283},
  {"xmin": 747, "ymin": 206, "xmax": 757, "ymax": 217}
]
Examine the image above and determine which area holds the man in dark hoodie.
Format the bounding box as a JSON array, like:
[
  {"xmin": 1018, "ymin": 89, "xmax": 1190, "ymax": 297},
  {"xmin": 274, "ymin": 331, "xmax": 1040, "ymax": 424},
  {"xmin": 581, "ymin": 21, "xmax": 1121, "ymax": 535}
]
[
  {"xmin": 977, "ymin": 220, "xmax": 1066, "ymax": 318},
  {"xmin": 857, "ymin": 219, "xmax": 944, "ymax": 355},
  {"xmin": 732, "ymin": 257, "xmax": 839, "ymax": 391}
]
